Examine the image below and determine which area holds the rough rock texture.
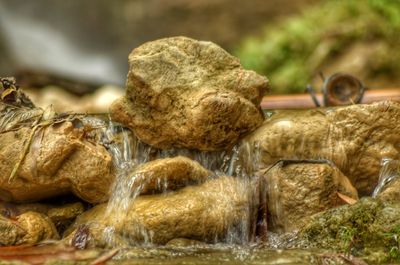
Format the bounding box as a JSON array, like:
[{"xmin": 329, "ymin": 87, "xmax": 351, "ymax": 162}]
[
  {"xmin": 262, "ymin": 161, "xmax": 358, "ymax": 233},
  {"xmin": 128, "ymin": 156, "xmax": 213, "ymax": 194},
  {"xmin": 110, "ymin": 36, "xmax": 268, "ymax": 151},
  {"xmin": 0, "ymin": 116, "xmax": 114, "ymax": 204},
  {"xmin": 0, "ymin": 211, "xmax": 58, "ymax": 246},
  {"xmin": 241, "ymin": 101, "xmax": 400, "ymax": 195},
  {"xmin": 373, "ymin": 160, "xmax": 400, "ymax": 203},
  {"xmin": 66, "ymin": 176, "xmax": 257, "ymax": 247},
  {"xmin": 378, "ymin": 179, "xmax": 400, "ymax": 203},
  {"xmin": 0, "ymin": 201, "xmax": 84, "ymax": 223}
]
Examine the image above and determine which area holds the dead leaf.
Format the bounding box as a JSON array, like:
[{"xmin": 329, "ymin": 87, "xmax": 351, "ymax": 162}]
[
  {"xmin": 90, "ymin": 249, "xmax": 119, "ymax": 265},
  {"xmin": 1, "ymin": 87, "xmax": 16, "ymax": 100},
  {"xmin": 337, "ymin": 192, "xmax": 358, "ymax": 205}
]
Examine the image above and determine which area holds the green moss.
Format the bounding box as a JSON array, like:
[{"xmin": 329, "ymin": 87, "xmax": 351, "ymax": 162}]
[
  {"xmin": 235, "ymin": 0, "xmax": 400, "ymax": 93},
  {"xmin": 300, "ymin": 198, "xmax": 400, "ymax": 261}
]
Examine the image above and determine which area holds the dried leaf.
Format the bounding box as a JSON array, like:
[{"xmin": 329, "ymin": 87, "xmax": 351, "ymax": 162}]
[
  {"xmin": 0, "ymin": 244, "xmax": 101, "ymax": 265},
  {"xmin": 90, "ymin": 249, "xmax": 119, "ymax": 265},
  {"xmin": 1, "ymin": 87, "xmax": 16, "ymax": 100},
  {"xmin": 337, "ymin": 192, "xmax": 358, "ymax": 205}
]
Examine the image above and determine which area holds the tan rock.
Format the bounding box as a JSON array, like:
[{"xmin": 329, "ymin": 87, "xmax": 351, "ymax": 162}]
[
  {"xmin": 378, "ymin": 178, "xmax": 400, "ymax": 203},
  {"xmin": 375, "ymin": 160, "xmax": 400, "ymax": 203},
  {"xmin": 241, "ymin": 101, "xmax": 400, "ymax": 195},
  {"xmin": 128, "ymin": 156, "xmax": 212, "ymax": 194},
  {"xmin": 0, "ymin": 201, "xmax": 84, "ymax": 222},
  {"xmin": 110, "ymin": 36, "xmax": 268, "ymax": 151},
  {"xmin": 47, "ymin": 202, "xmax": 85, "ymax": 224},
  {"xmin": 66, "ymin": 176, "xmax": 257, "ymax": 247},
  {"xmin": 0, "ymin": 211, "xmax": 58, "ymax": 246},
  {"xmin": 262, "ymin": 161, "xmax": 358, "ymax": 233},
  {"xmin": 165, "ymin": 238, "xmax": 206, "ymax": 247},
  {"xmin": 0, "ymin": 116, "xmax": 114, "ymax": 204}
]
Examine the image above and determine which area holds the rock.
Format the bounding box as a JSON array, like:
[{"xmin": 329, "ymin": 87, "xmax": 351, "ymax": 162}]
[
  {"xmin": 65, "ymin": 176, "xmax": 258, "ymax": 247},
  {"xmin": 165, "ymin": 238, "xmax": 206, "ymax": 247},
  {"xmin": 262, "ymin": 161, "xmax": 358, "ymax": 233},
  {"xmin": 298, "ymin": 198, "xmax": 400, "ymax": 252},
  {"xmin": 127, "ymin": 156, "xmax": 213, "ymax": 195},
  {"xmin": 377, "ymin": 179, "xmax": 400, "ymax": 203},
  {"xmin": 0, "ymin": 201, "xmax": 84, "ymax": 223},
  {"xmin": 110, "ymin": 36, "xmax": 268, "ymax": 151},
  {"xmin": 0, "ymin": 201, "xmax": 84, "ymax": 238},
  {"xmin": 0, "ymin": 117, "xmax": 114, "ymax": 204},
  {"xmin": 241, "ymin": 101, "xmax": 400, "ymax": 195},
  {"xmin": 0, "ymin": 212, "xmax": 58, "ymax": 246},
  {"xmin": 372, "ymin": 159, "xmax": 400, "ymax": 203},
  {"xmin": 47, "ymin": 202, "xmax": 85, "ymax": 224},
  {"xmin": 25, "ymin": 85, "xmax": 124, "ymax": 113}
]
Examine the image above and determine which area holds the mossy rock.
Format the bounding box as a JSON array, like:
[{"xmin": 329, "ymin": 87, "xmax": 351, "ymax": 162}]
[{"xmin": 299, "ymin": 198, "xmax": 400, "ymax": 262}]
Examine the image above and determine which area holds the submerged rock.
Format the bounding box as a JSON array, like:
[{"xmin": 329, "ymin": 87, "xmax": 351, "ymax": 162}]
[
  {"xmin": 0, "ymin": 211, "xmax": 58, "ymax": 246},
  {"xmin": 65, "ymin": 176, "xmax": 258, "ymax": 247},
  {"xmin": 263, "ymin": 161, "xmax": 358, "ymax": 233},
  {"xmin": 0, "ymin": 113, "xmax": 114, "ymax": 204},
  {"xmin": 165, "ymin": 238, "xmax": 206, "ymax": 247},
  {"xmin": 242, "ymin": 101, "xmax": 400, "ymax": 195},
  {"xmin": 110, "ymin": 36, "xmax": 268, "ymax": 151}
]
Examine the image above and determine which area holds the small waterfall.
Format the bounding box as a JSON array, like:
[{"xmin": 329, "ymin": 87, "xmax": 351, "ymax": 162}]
[
  {"xmin": 372, "ymin": 159, "xmax": 400, "ymax": 197},
  {"xmin": 78, "ymin": 115, "xmax": 264, "ymax": 246}
]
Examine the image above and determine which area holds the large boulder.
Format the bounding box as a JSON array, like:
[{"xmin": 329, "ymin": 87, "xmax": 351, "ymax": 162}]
[
  {"xmin": 262, "ymin": 161, "xmax": 358, "ymax": 233},
  {"xmin": 241, "ymin": 101, "xmax": 400, "ymax": 195},
  {"xmin": 65, "ymin": 176, "xmax": 258, "ymax": 247},
  {"xmin": 110, "ymin": 36, "xmax": 268, "ymax": 151},
  {"xmin": 0, "ymin": 112, "xmax": 114, "ymax": 204}
]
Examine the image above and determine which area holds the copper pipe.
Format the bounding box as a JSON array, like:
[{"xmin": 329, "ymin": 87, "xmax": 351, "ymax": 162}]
[{"xmin": 261, "ymin": 89, "xmax": 400, "ymax": 109}]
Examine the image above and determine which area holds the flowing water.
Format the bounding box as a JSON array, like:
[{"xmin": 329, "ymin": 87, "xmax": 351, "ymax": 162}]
[
  {"xmin": 75, "ymin": 116, "xmax": 392, "ymax": 265},
  {"xmin": 78, "ymin": 116, "xmax": 266, "ymax": 247},
  {"xmin": 372, "ymin": 158, "xmax": 400, "ymax": 197},
  {"xmin": 110, "ymin": 246, "xmax": 332, "ymax": 265}
]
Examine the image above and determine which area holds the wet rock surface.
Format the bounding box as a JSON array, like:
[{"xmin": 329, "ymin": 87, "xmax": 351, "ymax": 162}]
[
  {"xmin": 242, "ymin": 101, "xmax": 400, "ymax": 195},
  {"xmin": 129, "ymin": 156, "xmax": 213, "ymax": 195},
  {"xmin": 66, "ymin": 176, "xmax": 256, "ymax": 247},
  {"xmin": 262, "ymin": 161, "xmax": 358, "ymax": 233},
  {"xmin": 377, "ymin": 179, "xmax": 400, "ymax": 203},
  {"xmin": 110, "ymin": 36, "xmax": 268, "ymax": 151},
  {"xmin": 373, "ymin": 159, "xmax": 400, "ymax": 203}
]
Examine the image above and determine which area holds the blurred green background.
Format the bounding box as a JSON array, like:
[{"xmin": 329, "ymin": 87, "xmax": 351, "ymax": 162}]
[{"xmin": 236, "ymin": 0, "xmax": 400, "ymax": 94}]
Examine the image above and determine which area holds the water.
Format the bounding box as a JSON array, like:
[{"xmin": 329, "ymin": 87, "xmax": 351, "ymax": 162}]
[
  {"xmin": 110, "ymin": 246, "xmax": 326, "ymax": 265},
  {"xmin": 76, "ymin": 116, "xmax": 265, "ymax": 247},
  {"xmin": 372, "ymin": 158, "xmax": 400, "ymax": 197}
]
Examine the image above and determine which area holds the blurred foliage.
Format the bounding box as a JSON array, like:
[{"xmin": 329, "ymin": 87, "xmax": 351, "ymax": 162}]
[{"xmin": 235, "ymin": 0, "xmax": 400, "ymax": 94}]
